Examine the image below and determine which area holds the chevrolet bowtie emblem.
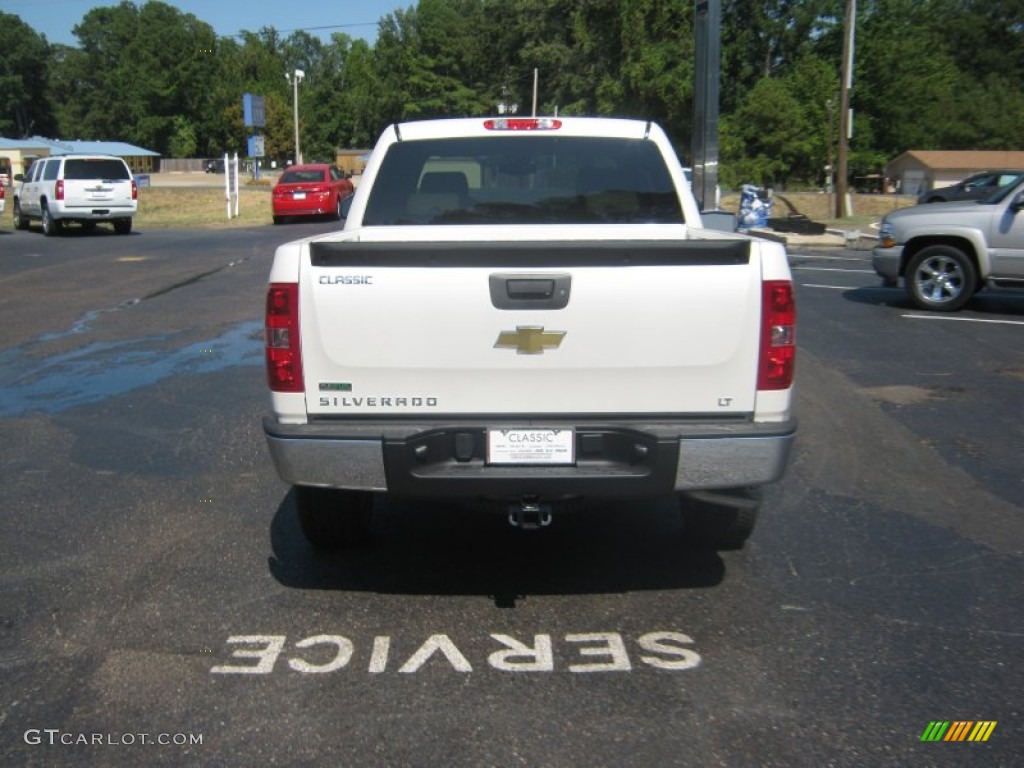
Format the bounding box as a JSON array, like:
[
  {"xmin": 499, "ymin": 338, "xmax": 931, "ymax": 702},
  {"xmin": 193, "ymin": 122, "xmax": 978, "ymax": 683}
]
[{"xmin": 494, "ymin": 326, "xmax": 566, "ymax": 355}]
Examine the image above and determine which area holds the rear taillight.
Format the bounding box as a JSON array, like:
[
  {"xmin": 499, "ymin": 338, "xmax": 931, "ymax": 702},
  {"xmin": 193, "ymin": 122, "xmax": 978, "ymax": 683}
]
[
  {"xmin": 265, "ymin": 283, "xmax": 304, "ymax": 392},
  {"xmin": 758, "ymin": 280, "xmax": 796, "ymax": 390},
  {"xmin": 484, "ymin": 118, "xmax": 562, "ymax": 131},
  {"xmin": 132, "ymin": 179, "xmax": 138, "ymax": 200},
  {"xmin": 0, "ymin": 184, "xmax": 4, "ymax": 200},
  {"xmin": 56, "ymin": 180, "xmax": 64, "ymax": 200}
]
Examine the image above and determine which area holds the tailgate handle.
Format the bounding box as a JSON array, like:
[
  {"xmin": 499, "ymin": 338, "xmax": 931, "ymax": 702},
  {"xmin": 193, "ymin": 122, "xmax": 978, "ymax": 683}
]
[
  {"xmin": 489, "ymin": 273, "xmax": 571, "ymax": 310},
  {"xmin": 507, "ymin": 279, "xmax": 553, "ymax": 299}
]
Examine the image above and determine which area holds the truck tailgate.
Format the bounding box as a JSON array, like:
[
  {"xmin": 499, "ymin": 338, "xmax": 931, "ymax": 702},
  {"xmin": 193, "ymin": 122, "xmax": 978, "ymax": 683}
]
[{"xmin": 302, "ymin": 237, "xmax": 761, "ymax": 417}]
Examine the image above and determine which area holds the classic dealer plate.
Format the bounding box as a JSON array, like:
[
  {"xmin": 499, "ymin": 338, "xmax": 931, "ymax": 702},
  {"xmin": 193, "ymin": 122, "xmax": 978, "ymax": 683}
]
[{"xmin": 487, "ymin": 428, "xmax": 575, "ymax": 465}]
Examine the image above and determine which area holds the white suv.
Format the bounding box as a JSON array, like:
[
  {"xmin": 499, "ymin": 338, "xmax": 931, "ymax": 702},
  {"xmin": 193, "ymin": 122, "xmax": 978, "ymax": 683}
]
[{"xmin": 13, "ymin": 154, "xmax": 137, "ymax": 235}]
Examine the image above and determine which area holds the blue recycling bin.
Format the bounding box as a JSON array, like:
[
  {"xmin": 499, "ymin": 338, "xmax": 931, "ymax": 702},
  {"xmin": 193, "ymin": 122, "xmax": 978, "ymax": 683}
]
[{"xmin": 738, "ymin": 184, "xmax": 773, "ymax": 230}]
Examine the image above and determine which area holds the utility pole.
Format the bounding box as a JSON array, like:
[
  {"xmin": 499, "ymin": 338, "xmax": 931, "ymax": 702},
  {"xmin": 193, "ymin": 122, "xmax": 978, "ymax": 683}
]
[
  {"xmin": 532, "ymin": 68, "xmax": 538, "ymax": 116},
  {"xmin": 691, "ymin": 0, "xmax": 721, "ymax": 212},
  {"xmin": 286, "ymin": 68, "xmax": 305, "ymax": 165},
  {"xmin": 835, "ymin": 0, "xmax": 856, "ymax": 218},
  {"xmin": 826, "ymin": 98, "xmax": 835, "ymax": 211}
]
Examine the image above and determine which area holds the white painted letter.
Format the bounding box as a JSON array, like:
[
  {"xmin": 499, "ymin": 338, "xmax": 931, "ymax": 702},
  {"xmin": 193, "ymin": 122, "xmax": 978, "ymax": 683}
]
[
  {"xmin": 637, "ymin": 632, "xmax": 701, "ymax": 670},
  {"xmin": 566, "ymin": 632, "xmax": 631, "ymax": 673},
  {"xmin": 488, "ymin": 634, "xmax": 554, "ymax": 672},
  {"xmin": 210, "ymin": 635, "xmax": 286, "ymax": 674},
  {"xmin": 287, "ymin": 635, "xmax": 353, "ymax": 673},
  {"xmin": 398, "ymin": 634, "xmax": 472, "ymax": 673},
  {"xmin": 369, "ymin": 636, "xmax": 390, "ymax": 674}
]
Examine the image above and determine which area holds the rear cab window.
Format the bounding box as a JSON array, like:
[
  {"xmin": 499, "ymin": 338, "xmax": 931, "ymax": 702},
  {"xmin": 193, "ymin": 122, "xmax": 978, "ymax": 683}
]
[{"xmin": 363, "ymin": 136, "xmax": 684, "ymax": 226}]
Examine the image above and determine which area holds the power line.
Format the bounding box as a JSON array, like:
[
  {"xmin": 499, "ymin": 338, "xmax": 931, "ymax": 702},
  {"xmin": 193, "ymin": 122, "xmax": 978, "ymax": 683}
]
[{"xmin": 233, "ymin": 21, "xmax": 380, "ymax": 38}]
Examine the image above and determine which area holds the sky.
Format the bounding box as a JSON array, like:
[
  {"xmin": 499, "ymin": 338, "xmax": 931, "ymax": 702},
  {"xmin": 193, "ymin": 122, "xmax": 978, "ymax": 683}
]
[{"xmin": 2, "ymin": 0, "xmax": 410, "ymax": 46}]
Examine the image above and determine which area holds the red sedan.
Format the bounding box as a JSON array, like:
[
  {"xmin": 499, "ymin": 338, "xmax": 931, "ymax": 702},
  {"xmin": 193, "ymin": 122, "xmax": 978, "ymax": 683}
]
[{"xmin": 272, "ymin": 164, "xmax": 354, "ymax": 224}]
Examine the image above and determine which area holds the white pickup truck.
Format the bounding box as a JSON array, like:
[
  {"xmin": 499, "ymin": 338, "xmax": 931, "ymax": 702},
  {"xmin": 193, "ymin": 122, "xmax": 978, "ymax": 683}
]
[{"xmin": 263, "ymin": 117, "xmax": 796, "ymax": 550}]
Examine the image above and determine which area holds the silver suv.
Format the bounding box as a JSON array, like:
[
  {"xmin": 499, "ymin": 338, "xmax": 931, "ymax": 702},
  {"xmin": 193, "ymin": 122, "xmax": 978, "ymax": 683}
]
[
  {"xmin": 873, "ymin": 178, "xmax": 1024, "ymax": 310},
  {"xmin": 13, "ymin": 154, "xmax": 137, "ymax": 235}
]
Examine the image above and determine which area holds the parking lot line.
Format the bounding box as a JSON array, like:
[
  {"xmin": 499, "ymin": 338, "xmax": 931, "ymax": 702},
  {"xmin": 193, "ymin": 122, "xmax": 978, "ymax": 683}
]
[
  {"xmin": 903, "ymin": 315, "xmax": 1024, "ymax": 326},
  {"xmin": 791, "ymin": 267, "xmax": 876, "ymax": 274}
]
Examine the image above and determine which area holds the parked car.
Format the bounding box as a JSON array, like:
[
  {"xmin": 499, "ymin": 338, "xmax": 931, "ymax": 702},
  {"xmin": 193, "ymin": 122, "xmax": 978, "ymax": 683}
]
[
  {"xmin": 917, "ymin": 170, "xmax": 1024, "ymax": 204},
  {"xmin": 205, "ymin": 158, "xmax": 224, "ymax": 174},
  {"xmin": 0, "ymin": 179, "xmax": 5, "ymax": 215},
  {"xmin": 13, "ymin": 154, "xmax": 137, "ymax": 235},
  {"xmin": 873, "ymin": 177, "xmax": 1024, "ymax": 311},
  {"xmin": 271, "ymin": 164, "xmax": 354, "ymax": 224}
]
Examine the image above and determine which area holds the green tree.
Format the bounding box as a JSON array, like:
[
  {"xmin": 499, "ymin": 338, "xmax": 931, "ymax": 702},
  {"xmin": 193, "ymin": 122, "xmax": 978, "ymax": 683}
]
[
  {"xmin": 54, "ymin": 1, "xmax": 218, "ymax": 153},
  {"xmin": 167, "ymin": 116, "xmax": 198, "ymax": 157},
  {"xmin": 0, "ymin": 13, "xmax": 56, "ymax": 137},
  {"xmin": 722, "ymin": 76, "xmax": 811, "ymax": 187}
]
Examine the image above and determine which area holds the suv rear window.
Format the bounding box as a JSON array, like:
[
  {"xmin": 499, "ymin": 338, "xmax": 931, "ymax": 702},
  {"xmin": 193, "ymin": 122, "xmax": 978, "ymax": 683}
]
[
  {"xmin": 363, "ymin": 136, "xmax": 684, "ymax": 226},
  {"xmin": 63, "ymin": 159, "xmax": 131, "ymax": 181}
]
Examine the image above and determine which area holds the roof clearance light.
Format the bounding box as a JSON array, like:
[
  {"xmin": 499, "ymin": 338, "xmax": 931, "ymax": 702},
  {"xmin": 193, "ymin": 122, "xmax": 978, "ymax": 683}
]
[{"xmin": 484, "ymin": 118, "xmax": 563, "ymax": 131}]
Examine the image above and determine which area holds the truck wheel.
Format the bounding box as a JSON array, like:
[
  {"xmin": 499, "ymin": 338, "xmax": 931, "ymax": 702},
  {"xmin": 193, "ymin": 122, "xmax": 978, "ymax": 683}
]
[
  {"xmin": 294, "ymin": 486, "xmax": 374, "ymax": 548},
  {"xmin": 13, "ymin": 200, "xmax": 29, "ymax": 230},
  {"xmin": 41, "ymin": 203, "xmax": 61, "ymax": 236},
  {"xmin": 113, "ymin": 218, "xmax": 132, "ymax": 235},
  {"xmin": 680, "ymin": 489, "xmax": 761, "ymax": 550},
  {"xmin": 906, "ymin": 245, "xmax": 976, "ymax": 311}
]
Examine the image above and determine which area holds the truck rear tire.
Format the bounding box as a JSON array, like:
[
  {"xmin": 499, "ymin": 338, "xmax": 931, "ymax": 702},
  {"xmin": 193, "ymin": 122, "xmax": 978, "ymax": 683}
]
[
  {"xmin": 294, "ymin": 486, "xmax": 374, "ymax": 548},
  {"xmin": 113, "ymin": 218, "xmax": 132, "ymax": 235},
  {"xmin": 680, "ymin": 488, "xmax": 761, "ymax": 550}
]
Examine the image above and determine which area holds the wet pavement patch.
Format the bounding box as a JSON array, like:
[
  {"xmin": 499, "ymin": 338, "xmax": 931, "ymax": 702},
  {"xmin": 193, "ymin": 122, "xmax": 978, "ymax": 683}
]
[{"xmin": 0, "ymin": 320, "xmax": 263, "ymax": 417}]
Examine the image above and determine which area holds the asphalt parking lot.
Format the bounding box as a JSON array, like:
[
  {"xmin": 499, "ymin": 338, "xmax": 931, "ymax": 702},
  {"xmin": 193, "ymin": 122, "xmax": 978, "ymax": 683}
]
[{"xmin": 1, "ymin": 227, "xmax": 1021, "ymax": 766}]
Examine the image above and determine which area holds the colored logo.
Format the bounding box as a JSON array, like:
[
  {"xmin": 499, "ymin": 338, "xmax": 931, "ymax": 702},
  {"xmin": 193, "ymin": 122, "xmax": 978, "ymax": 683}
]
[
  {"xmin": 921, "ymin": 721, "xmax": 997, "ymax": 742},
  {"xmin": 494, "ymin": 326, "xmax": 566, "ymax": 355}
]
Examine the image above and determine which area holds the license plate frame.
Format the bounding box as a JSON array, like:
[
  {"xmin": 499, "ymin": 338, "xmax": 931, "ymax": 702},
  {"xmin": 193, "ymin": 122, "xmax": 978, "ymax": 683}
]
[{"xmin": 486, "ymin": 428, "xmax": 575, "ymax": 466}]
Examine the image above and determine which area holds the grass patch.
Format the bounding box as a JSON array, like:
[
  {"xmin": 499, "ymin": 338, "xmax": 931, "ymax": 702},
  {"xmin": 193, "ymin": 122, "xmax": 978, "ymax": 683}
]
[
  {"xmin": 1, "ymin": 186, "xmax": 916, "ymax": 235},
  {"xmin": 135, "ymin": 187, "xmax": 274, "ymax": 229},
  {"xmin": 0, "ymin": 186, "xmax": 276, "ymax": 232}
]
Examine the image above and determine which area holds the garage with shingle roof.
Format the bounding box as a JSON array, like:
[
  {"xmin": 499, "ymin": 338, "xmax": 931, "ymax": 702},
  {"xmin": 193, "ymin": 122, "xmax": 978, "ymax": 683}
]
[{"xmin": 886, "ymin": 150, "xmax": 1024, "ymax": 196}]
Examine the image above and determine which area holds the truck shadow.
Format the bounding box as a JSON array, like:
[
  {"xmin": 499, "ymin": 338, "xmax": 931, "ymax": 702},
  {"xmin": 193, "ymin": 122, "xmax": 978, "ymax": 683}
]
[
  {"xmin": 268, "ymin": 491, "xmax": 725, "ymax": 604},
  {"xmin": 843, "ymin": 285, "xmax": 1024, "ymax": 316}
]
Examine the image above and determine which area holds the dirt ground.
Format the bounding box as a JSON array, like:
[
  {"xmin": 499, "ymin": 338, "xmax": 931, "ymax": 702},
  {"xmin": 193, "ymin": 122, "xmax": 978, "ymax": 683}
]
[{"xmin": 720, "ymin": 191, "xmax": 916, "ymax": 225}]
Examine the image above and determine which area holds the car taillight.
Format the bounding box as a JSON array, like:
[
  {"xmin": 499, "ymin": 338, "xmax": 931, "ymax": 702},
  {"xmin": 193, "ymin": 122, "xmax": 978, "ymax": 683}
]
[
  {"xmin": 132, "ymin": 180, "xmax": 138, "ymax": 200},
  {"xmin": 483, "ymin": 118, "xmax": 562, "ymax": 131},
  {"xmin": 0, "ymin": 184, "xmax": 4, "ymax": 200},
  {"xmin": 758, "ymin": 280, "xmax": 796, "ymax": 390},
  {"xmin": 56, "ymin": 180, "xmax": 64, "ymax": 200},
  {"xmin": 265, "ymin": 283, "xmax": 304, "ymax": 392}
]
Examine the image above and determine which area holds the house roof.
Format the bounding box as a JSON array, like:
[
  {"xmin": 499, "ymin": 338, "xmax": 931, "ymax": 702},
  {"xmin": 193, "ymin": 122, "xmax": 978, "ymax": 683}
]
[
  {"xmin": 0, "ymin": 137, "xmax": 52, "ymax": 151},
  {"xmin": 892, "ymin": 150, "xmax": 1024, "ymax": 170},
  {"xmin": 32, "ymin": 137, "xmax": 160, "ymax": 157}
]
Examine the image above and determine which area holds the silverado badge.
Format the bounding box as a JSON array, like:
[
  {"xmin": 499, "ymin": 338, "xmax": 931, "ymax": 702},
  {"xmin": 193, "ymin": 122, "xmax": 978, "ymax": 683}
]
[{"xmin": 494, "ymin": 326, "xmax": 566, "ymax": 355}]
